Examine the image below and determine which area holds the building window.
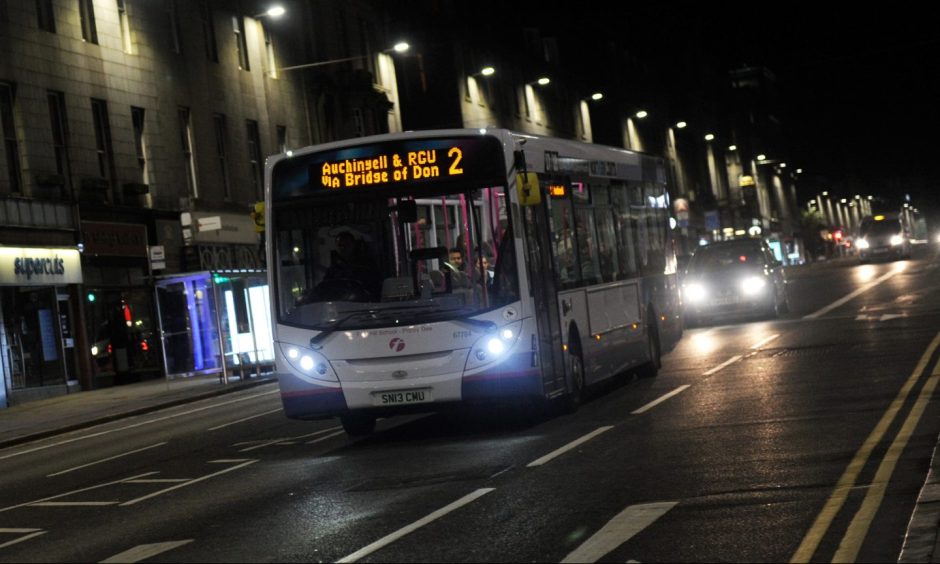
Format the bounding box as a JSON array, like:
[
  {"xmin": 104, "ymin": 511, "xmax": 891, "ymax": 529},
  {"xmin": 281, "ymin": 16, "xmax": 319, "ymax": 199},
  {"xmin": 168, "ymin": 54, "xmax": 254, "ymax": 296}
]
[
  {"xmin": 199, "ymin": 0, "xmax": 218, "ymax": 62},
  {"xmin": 0, "ymin": 83, "xmax": 22, "ymax": 194},
  {"xmin": 117, "ymin": 0, "xmax": 132, "ymax": 53},
  {"xmin": 178, "ymin": 107, "xmax": 198, "ymax": 198},
  {"xmin": 245, "ymin": 120, "xmax": 262, "ymax": 199},
  {"xmin": 276, "ymin": 125, "xmax": 287, "ymax": 154},
  {"xmin": 166, "ymin": 0, "xmax": 181, "ymax": 54},
  {"xmin": 213, "ymin": 114, "xmax": 230, "ymax": 200},
  {"xmin": 78, "ymin": 0, "xmax": 98, "ymax": 44},
  {"xmin": 233, "ymin": 15, "xmax": 249, "ymax": 71},
  {"xmin": 36, "ymin": 0, "xmax": 55, "ymax": 32},
  {"xmin": 352, "ymin": 108, "xmax": 364, "ymax": 138},
  {"xmin": 264, "ymin": 26, "xmax": 277, "ymax": 78},
  {"xmin": 47, "ymin": 91, "xmax": 71, "ymax": 188},
  {"xmin": 131, "ymin": 106, "xmax": 149, "ymax": 185},
  {"xmin": 90, "ymin": 98, "xmax": 116, "ymax": 197}
]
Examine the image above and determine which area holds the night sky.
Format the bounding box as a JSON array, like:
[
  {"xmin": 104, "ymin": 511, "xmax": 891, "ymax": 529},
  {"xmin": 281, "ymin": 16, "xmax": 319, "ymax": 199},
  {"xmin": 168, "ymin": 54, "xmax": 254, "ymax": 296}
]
[
  {"xmin": 595, "ymin": 7, "xmax": 940, "ymax": 214},
  {"xmin": 429, "ymin": 3, "xmax": 940, "ymax": 218}
]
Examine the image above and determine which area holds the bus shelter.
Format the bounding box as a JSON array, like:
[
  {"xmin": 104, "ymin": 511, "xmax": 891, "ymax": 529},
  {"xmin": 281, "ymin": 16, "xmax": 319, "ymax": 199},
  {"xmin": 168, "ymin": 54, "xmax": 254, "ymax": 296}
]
[{"xmin": 154, "ymin": 270, "xmax": 273, "ymax": 383}]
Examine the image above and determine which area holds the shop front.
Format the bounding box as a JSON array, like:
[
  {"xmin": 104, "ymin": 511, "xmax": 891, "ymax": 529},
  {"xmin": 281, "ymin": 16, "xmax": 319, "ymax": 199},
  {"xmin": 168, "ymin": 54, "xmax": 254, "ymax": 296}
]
[
  {"xmin": 155, "ymin": 270, "xmax": 273, "ymax": 382},
  {"xmin": 81, "ymin": 221, "xmax": 163, "ymax": 387},
  {"xmin": 0, "ymin": 247, "xmax": 83, "ymax": 407}
]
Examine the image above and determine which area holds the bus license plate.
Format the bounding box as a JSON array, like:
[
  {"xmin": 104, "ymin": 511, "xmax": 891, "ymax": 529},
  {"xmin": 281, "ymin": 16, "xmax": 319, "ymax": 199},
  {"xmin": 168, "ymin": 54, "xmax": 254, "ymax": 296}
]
[{"xmin": 374, "ymin": 389, "xmax": 433, "ymax": 406}]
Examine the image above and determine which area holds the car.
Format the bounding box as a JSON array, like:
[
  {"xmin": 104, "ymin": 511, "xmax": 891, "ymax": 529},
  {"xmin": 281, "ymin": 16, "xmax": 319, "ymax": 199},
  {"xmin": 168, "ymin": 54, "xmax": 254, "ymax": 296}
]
[
  {"xmin": 856, "ymin": 215, "xmax": 911, "ymax": 263},
  {"xmin": 682, "ymin": 239, "xmax": 789, "ymax": 326}
]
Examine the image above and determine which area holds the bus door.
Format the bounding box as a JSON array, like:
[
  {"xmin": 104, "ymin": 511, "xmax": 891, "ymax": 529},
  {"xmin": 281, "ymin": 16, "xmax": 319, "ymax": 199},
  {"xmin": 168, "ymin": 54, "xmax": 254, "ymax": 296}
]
[{"xmin": 519, "ymin": 176, "xmax": 566, "ymax": 396}]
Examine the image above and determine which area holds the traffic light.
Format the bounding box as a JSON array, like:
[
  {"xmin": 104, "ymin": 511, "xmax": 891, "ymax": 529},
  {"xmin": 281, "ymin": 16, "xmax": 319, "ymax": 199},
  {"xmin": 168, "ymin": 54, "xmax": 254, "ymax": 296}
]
[
  {"xmin": 86, "ymin": 291, "xmax": 96, "ymax": 303},
  {"xmin": 833, "ymin": 229, "xmax": 843, "ymax": 243}
]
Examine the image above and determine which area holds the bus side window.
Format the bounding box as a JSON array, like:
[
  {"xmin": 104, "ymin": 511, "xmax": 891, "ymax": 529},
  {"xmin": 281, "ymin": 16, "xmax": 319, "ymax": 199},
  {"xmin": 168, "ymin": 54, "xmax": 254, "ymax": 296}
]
[
  {"xmin": 610, "ymin": 183, "xmax": 637, "ymax": 278},
  {"xmin": 574, "ymin": 208, "xmax": 601, "ymax": 286},
  {"xmin": 593, "ymin": 207, "xmax": 619, "ymax": 283},
  {"xmin": 548, "ymin": 196, "xmax": 578, "ymax": 288}
]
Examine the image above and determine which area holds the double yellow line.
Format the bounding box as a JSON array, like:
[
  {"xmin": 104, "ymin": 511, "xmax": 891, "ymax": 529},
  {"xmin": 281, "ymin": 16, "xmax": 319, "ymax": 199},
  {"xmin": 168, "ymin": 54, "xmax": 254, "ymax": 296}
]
[{"xmin": 791, "ymin": 331, "xmax": 940, "ymax": 563}]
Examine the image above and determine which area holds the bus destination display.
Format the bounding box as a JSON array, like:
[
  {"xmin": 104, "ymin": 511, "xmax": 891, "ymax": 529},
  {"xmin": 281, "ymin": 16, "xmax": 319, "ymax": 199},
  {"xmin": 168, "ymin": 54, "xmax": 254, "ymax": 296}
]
[{"xmin": 320, "ymin": 147, "xmax": 465, "ymax": 189}]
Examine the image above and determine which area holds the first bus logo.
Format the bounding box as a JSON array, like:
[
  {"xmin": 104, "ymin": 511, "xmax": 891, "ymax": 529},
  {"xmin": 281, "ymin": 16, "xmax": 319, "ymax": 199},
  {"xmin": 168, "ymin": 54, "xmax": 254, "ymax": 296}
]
[{"xmin": 389, "ymin": 338, "xmax": 406, "ymax": 353}]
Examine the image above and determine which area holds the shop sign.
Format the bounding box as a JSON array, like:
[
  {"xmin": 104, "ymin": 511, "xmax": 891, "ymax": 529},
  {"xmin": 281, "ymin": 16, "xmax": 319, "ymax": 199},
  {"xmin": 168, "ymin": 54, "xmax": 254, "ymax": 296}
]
[
  {"xmin": 181, "ymin": 212, "xmax": 258, "ymax": 246},
  {"xmin": 82, "ymin": 222, "xmax": 148, "ymax": 258},
  {"xmin": 0, "ymin": 247, "xmax": 83, "ymax": 286},
  {"xmin": 150, "ymin": 246, "xmax": 166, "ymax": 271}
]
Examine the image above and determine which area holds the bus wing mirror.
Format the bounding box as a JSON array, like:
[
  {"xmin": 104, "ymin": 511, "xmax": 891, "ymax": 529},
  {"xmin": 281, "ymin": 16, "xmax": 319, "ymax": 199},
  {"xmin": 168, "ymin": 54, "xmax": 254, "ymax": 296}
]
[
  {"xmin": 516, "ymin": 172, "xmax": 541, "ymax": 206},
  {"xmin": 396, "ymin": 200, "xmax": 418, "ymax": 223}
]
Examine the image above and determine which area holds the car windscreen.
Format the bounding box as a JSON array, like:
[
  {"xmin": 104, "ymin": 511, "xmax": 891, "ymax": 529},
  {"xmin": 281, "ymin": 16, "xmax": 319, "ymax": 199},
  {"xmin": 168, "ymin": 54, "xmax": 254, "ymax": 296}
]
[
  {"xmin": 861, "ymin": 221, "xmax": 901, "ymax": 237},
  {"xmin": 688, "ymin": 245, "xmax": 764, "ymax": 273}
]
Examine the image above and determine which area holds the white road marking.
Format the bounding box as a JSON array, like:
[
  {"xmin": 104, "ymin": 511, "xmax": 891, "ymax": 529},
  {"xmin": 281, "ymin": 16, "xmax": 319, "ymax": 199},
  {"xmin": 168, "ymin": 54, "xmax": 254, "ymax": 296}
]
[
  {"xmin": 120, "ymin": 460, "xmax": 257, "ymax": 506},
  {"xmin": 336, "ymin": 488, "xmax": 495, "ymax": 563},
  {"xmin": 702, "ymin": 355, "xmax": 744, "ymax": 377},
  {"xmin": 804, "ymin": 268, "xmax": 900, "ymax": 319},
  {"xmin": 0, "ymin": 472, "xmax": 157, "ymax": 514},
  {"xmin": 306, "ymin": 430, "xmax": 346, "ymax": 444},
  {"xmin": 562, "ymin": 501, "xmax": 677, "ymax": 563},
  {"xmin": 0, "ymin": 390, "xmax": 279, "ymax": 462},
  {"xmin": 30, "ymin": 502, "xmax": 118, "ymax": 507},
  {"xmin": 630, "ymin": 386, "xmax": 691, "ymax": 415},
  {"xmin": 47, "ymin": 442, "xmax": 168, "ymax": 477},
  {"xmin": 526, "ymin": 427, "xmax": 614, "ymax": 468},
  {"xmin": 207, "ymin": 408, "xmax": 282, "ymax": 431},
  {"xmin": 124, "ymin": 479, "xmax": 189, "ymax": 484},
  {"xmin": 0, "ymin": 529, "xmax": 46, "ymax": 549},
  {"xmin": 208, "ymin": 459, "xmax": 254, "ymax": 464},
  {"xmin": 750, "ymin": 334, "xmax": 780, "ymax": 349},
  {"xmin": 99, "ymin": 540, "xmax": 194, "ymax": 563},
  {"xmin": 238, "ymin": 428, "xmax": 342, "ymax": 452}
]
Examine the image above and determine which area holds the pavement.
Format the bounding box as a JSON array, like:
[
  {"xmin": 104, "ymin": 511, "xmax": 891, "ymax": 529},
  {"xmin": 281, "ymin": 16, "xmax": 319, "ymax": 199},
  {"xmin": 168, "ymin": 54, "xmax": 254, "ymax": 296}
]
[{"xmin": 0, "ymin": 372, "xmax": 277, "ymax": 450}]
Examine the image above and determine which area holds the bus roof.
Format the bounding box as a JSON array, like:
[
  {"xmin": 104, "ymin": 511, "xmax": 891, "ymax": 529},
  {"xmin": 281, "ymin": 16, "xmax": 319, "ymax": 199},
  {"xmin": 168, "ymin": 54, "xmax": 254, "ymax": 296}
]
[{"xmin": 265, "ymin": 128, "xmax": 666, "ymax": 188}]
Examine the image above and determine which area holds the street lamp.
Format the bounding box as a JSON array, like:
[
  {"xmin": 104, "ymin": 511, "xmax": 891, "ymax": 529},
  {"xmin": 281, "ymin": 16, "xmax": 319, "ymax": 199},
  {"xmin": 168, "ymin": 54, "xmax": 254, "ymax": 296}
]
[
  {"xmin": 675, "ymin": 121, "xmax": 687, "ymax": 129},
  {"xmin": 479, "ymin": 66, "xmax": 495, "ymax": 76},
  {"xmin": 279, "ymin": 41, "xmax": 412, "ymax": 72},
  {"xmin": 590, "ymin": 92, "xmax": 603, "ymax": 101},
  {"xmin": 535, "ymin": 77, "xmax": 550, "ymax": 86},
  {"xmin": 255, "ymin": 5, "xmax": 285, "ymax": 18},
  {"xmin": 704, "ymin": 133, "xmax": 715, "ymax": 141},
  {"xmin": 635, "ymin": 110, "xmax": 648, "ymax": 119}
]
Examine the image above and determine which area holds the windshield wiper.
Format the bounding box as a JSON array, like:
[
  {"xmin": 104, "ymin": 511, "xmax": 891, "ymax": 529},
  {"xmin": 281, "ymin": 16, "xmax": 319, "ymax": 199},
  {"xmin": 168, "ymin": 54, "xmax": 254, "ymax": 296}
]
[
  {"xmin": 309, "ymin": 305, "xmax": 497, "ymax": 349},
  {"xmin": 309, "ymin": 310, "xmax": 379, "ymax": 349}
]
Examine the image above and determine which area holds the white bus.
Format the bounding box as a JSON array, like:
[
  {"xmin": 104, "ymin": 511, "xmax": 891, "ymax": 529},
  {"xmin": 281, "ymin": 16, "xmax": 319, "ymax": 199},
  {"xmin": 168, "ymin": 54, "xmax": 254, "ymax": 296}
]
[{"xmin": 267, "ymin": 129, "xmax": 682, "ymax": 435}]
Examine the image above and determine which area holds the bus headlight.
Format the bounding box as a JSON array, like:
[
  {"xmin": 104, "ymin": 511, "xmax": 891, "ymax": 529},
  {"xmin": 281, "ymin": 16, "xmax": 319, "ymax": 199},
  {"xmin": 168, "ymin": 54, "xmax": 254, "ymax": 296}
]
[
  {"xmin": 890, "ymin": 234, "xmax": 904, "ymax": 246},
  {"xmin": 277, "ymin": 342, "xmax": 337, "ymax": 382},
  {"xmin": 740, "ymin": 276, "xmax": 766, "ymax": 296},
  {"xmin": 684, "ymin": 283, "xmax": 707, "ymax": 303},
  {"xmin": 486, "ymin": 338, "xmax": 506, "ymax": 355},
  {"xmin": 468, "ymin": 320, "xmax": 523, "ymax": 367},
  {"xmin": 856, "ymin": 238, "xmax": 870, "ymax": 250}
]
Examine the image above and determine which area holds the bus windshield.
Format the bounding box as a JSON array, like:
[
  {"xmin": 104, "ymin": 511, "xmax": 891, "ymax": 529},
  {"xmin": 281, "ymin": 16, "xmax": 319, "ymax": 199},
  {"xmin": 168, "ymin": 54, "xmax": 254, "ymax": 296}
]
[{"xmin": 273, "ymin": 186, "xmax": 518, "ymax": 330}]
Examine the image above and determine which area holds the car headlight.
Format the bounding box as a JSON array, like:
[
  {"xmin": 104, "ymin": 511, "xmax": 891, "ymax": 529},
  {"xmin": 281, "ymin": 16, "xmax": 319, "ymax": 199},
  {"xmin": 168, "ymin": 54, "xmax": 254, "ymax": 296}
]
[
  {"xmin": 740, "ymin": 276, "xmax": 767, "ymax": 296},
  {"xmin": 277, "ymin": 342, "xmax": 338, "ymax": 382},
  {"xmin": 890, "ymin": 234, "xmax": 904, "ymax": 246},
  {"xmin": 684, "ymin": 283, "xmax": 707, "ymax": 303},
  {"xmin": 856, "ymin": 238, "xmax": 870, "ymax": 250}
]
